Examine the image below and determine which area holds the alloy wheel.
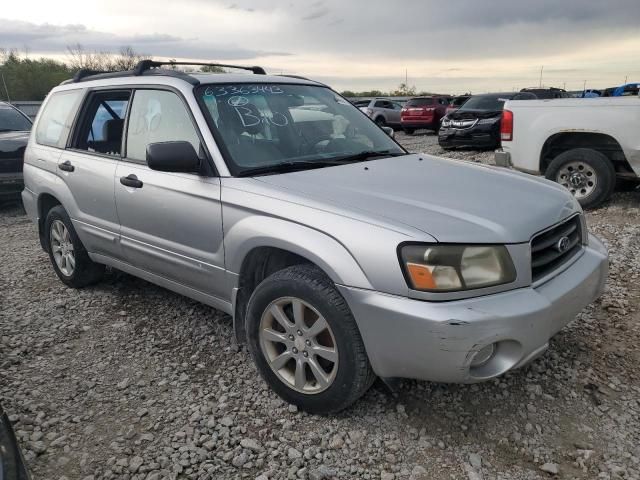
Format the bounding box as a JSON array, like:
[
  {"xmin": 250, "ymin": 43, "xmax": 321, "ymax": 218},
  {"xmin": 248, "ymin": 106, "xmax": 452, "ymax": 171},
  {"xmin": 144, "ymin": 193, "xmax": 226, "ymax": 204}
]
[
  {"xmin": 50, "ymin": 220, "xmax": 75, "ymax": 276},
  {"xmin": 259, "ymin": 297, "xmax": 338, "ymax": 394}
]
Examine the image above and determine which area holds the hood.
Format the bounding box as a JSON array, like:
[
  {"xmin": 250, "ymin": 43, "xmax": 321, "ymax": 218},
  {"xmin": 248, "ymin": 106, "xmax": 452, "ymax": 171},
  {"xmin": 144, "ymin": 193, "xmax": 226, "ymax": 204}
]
[
  {"xmin": 448, "ymin": 109, "xmax": 501, "ymax": 120},
  {"xmin": 255, "ymin": 154, "xmax": 578, "ymax": 244}
]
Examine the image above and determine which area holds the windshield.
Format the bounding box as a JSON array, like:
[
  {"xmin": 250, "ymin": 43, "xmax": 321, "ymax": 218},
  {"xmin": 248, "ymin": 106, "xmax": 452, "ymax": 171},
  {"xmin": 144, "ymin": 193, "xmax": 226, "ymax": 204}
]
[
  {"xmin": 198, "ymin": 83, "xmax": 405, "ymax": 176},
  {"xmin": 0, "ymin": 105, "xmax": 32, "ymax": 132},
  {"xmin": 459, "ymin": 95, "xmax": 511, "ymax": 111}
]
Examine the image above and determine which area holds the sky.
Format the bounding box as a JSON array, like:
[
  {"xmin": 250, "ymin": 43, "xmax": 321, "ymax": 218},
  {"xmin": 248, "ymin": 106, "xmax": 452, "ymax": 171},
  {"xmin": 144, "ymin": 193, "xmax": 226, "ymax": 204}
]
[{"xmin": 1, "ymin": 0, "xmax": 639, "ymax": 94}]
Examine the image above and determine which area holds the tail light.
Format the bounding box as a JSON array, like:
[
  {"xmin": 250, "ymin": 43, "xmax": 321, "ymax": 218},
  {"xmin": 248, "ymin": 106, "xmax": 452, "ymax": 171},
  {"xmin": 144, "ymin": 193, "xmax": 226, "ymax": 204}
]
[{"xmin": 501, "ymin": 109, "xmax": 513, "ymax": 141}]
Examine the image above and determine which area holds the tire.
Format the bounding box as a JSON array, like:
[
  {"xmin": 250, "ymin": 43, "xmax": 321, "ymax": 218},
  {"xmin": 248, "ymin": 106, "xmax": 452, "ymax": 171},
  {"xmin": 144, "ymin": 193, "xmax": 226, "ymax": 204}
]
[
  {"xmin": 545, "ymin": 148, "xmax": 616, "ymax": 209},
  {"xmin": 403, "ymin": 128, "xmax": 415, "ymax": 135},
  {"xmin": 374, "ymin": 116, "xmax": 386, "ymax": 127},
  {"xmin": 246, "ymin": 264, "xmax": 375, "ymax": 414},
  {"xmin": 45, "ymin": 205, "xmax": 105, "ymax": 288}
]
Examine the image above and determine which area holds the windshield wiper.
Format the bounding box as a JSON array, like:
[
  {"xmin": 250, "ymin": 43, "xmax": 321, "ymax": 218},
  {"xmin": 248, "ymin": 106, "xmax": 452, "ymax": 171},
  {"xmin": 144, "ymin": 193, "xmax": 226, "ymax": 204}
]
[
  {"xmin": 237, "ymin": 161, "xmax": 333, "ymax": 177},
  {"xmin": 328, "ymin": 150, "xmax": 406, "ymax": 163},
  {"xmin": 236, "ymin": 150, "xmax": 407, "ymax": 177}
]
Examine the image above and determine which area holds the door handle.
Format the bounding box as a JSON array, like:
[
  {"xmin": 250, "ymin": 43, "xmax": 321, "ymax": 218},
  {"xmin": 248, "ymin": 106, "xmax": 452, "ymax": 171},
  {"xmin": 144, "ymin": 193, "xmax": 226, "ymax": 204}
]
[
  {"xmin": 120, "ymin": 174, "xmax": 143, "ymax": 189},
  {"xmin": 59, "ymin": 161, "xmax": 75, "ymax": 172}
]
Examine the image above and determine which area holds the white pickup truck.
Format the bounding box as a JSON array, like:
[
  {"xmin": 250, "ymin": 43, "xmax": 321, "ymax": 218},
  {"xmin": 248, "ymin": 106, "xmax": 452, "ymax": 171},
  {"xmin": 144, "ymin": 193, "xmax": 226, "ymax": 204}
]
[{"xmin": 495, "ymin": 97, "xmax": 640, "ymax": 208}]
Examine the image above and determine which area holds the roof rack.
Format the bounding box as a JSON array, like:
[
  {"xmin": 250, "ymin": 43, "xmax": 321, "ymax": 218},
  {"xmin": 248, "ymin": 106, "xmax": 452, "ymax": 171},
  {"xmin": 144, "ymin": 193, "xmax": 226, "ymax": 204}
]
[
  {"xmin": 63, "ymin": 60, "xmax": 267, "ymax": 85},
  {"xmin": 134, "ymin": 60, "xmax": 266, "ymax": 75}
]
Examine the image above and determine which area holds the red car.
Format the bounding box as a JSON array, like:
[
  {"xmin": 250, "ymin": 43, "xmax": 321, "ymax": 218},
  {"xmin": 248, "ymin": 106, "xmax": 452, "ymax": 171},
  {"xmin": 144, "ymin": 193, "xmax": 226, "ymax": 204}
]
[{"xmin": 400, "ymin": 96, "xmax": 451, "ymax": 134}]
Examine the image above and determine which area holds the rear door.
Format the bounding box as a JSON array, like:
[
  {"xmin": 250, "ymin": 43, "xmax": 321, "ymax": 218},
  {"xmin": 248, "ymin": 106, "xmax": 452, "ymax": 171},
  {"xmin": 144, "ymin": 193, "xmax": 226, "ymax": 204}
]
[
  {"xmin": 58, "ymin": 89, "xmax": 130, "ymax": 258},
  {"xmin": 114, "ymin": 88, "xmax": 226, "ymax": 299}
]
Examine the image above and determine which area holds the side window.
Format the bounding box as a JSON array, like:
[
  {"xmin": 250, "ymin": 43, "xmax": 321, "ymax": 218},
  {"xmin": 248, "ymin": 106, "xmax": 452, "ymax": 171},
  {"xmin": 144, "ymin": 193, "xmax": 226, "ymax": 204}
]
[
  {"xmin": 126, "ymin": 90, "xmax": 201, "ymax": 162},
  {"xmin": 374, "ymin": 101, "xmax": 386, "ymax": 109},
  {"xmin": 35, "ymin": 90, "xmax": 83, "ymax": 148},
  {"xmin": 73, "ymin": 91, "xmax": 131, "ymax": 156},
  {"xmin": 392, "ymin": 102, "xmax": 402, "ymax": 110}
]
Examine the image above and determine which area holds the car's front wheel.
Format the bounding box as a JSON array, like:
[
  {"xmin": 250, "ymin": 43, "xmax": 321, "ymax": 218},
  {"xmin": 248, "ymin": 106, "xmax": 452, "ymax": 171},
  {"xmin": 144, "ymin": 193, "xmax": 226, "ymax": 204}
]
[
  {"xmin": 545, "ymin": 148, "xmax": 616, "ymax": 209},
  {"xmin": 45, "ymin": 205, "xmax": 105, "ymax": 288},
  {"xmin": 246, "ymin": 265, "xmax": 375, "ymax": 414}
]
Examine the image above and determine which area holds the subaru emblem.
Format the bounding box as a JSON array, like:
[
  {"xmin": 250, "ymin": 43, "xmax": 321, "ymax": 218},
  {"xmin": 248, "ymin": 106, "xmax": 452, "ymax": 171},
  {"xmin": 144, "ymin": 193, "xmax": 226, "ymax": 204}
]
[{"xmin": 556, "ymin": 236, "xmax": 570, "ymax": 253}]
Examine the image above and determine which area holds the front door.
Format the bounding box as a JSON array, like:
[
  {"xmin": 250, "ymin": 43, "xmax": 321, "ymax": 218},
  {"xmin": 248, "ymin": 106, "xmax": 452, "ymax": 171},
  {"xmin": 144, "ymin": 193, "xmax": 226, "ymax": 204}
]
[{"xmin": 114, "ymin": 88, "xmax": 226, "ymax": 299}]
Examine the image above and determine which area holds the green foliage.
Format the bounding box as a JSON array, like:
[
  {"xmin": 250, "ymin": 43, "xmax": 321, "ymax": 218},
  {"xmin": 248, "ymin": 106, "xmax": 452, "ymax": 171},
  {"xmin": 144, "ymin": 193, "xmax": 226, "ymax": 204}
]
[
  {"xmin": 390, "ymin": 82, "xmax": 417, "ymax": 96},
  {"xmin": 0, "ymin": 50, "xmax": 72, "ymax": 101},
  {"xmin": 200, "ymin": 65, "xmax": 226, "ymax": 73}
]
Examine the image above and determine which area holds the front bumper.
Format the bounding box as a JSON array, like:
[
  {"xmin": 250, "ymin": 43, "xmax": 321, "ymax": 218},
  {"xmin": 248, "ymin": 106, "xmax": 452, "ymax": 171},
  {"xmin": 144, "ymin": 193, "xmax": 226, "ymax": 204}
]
[
  {"xmin": 338, "ymin": 233, "xmax": 608, "ymax": 383},
  {"xmin": 438, "ymin": 125, "xmax": 499, "ymax": 149}
]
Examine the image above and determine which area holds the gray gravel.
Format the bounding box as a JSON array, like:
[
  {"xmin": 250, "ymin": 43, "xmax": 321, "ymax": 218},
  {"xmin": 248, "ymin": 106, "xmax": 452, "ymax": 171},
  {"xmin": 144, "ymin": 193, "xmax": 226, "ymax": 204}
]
[{"xmin": 1, "ymin": 137, "xmax": 639, "ymax": 479}]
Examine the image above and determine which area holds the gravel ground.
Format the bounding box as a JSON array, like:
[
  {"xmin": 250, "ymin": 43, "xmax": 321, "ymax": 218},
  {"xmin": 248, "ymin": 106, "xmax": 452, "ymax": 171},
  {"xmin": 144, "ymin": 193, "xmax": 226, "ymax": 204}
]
[{"xmin": 1, "ymin": 135, "xmax": 639, "ymax": 480}]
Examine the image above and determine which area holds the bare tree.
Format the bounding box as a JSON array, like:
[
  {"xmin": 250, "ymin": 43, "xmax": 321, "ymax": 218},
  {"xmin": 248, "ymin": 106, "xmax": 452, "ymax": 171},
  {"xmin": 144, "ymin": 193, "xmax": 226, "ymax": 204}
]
[{"xmin": 66, "ymin": 44, "xmax": 149, "ymax": 71}]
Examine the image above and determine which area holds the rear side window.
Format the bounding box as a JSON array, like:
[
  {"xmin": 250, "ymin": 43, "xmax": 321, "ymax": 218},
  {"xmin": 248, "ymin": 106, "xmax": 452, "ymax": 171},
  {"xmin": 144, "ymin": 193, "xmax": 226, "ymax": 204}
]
[
  {"xmin": 126, "ymin": 90, "xmax": 201, "ymax": 162},
  {"xmin": 35, "ymin": 90, "xmax": 83, "ymax": 148},
  {"xmin": 406, "ymin": 98, "xmax": 433, "ymax": 107}
]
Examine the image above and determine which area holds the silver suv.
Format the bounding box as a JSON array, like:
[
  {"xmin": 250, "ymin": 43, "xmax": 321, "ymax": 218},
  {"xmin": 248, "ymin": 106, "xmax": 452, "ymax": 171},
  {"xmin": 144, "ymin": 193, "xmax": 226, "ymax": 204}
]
[
  {"xmin": 22, "ymin": 61, "xmax": 608, "ymax": 413},
  {"xmin": 353, "ymin": 98, "xmax": 403, "ymax": 128}
]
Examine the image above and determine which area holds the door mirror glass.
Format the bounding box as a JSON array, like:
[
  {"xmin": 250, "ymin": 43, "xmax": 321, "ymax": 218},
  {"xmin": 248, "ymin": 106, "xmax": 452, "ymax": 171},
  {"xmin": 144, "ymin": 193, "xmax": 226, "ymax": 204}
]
[
  {"xmin": 147, "ymin": 141, "xmax": 200, "ymax": 173},
  {"xmin": 381, "ymin": 126, "xmax": 394, "ymax": 138}
]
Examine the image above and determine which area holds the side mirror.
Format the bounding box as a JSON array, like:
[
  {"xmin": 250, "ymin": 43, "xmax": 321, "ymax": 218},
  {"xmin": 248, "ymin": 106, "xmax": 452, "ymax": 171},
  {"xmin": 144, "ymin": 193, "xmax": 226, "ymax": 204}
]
[
  {"xmin": 382, "ymin": 126, "xmax": 395, "ymax": 138},
  {"xmin": 146, "ymin": 141, "xmax": 201, "ymax": 173}
]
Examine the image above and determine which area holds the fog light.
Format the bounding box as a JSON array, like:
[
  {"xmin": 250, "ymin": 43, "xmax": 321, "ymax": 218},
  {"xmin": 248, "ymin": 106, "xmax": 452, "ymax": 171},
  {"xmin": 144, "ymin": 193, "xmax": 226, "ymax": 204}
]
[{"xmin": 470, "ymin": 343, "xmax": 496, "ymax": 367}]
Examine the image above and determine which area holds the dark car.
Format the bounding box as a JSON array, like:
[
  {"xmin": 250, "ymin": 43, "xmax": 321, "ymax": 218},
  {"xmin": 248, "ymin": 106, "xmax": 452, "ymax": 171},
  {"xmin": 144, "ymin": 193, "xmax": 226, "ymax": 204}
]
[
  {"xmin": 520, "ymin": 87, "xmax": 569, "ymax": 99},
  {"xmin": 400, "ymin": 96, "xmax": 451, "ymax": 134},
  {"xmin": 438, "ymin": 92, "xmax": 536, "ymax": 150},
  {"xmin": 0, "ymin": 404, "xmax": 30, "ymax": 479},
  {"xmin": 0, "ymin": 102, "xmax": 32, "ymax": 203},
  {"xmin": 445, "ymin": 95, "xmax": 471, "ymax": 115}
]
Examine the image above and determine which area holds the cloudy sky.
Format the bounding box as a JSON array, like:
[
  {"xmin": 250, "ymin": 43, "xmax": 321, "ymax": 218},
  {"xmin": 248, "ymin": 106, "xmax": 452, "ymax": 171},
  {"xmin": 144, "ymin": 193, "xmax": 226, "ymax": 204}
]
[{"xmin": 1, "ymin": 0, "xmax": 639, "ymax": 94}]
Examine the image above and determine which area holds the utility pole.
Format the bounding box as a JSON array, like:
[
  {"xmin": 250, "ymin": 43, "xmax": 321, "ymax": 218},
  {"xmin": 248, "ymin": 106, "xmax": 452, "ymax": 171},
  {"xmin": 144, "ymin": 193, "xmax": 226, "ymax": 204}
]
[
  {"xmin": 1, "ymin": 72, "xmax": 10, "ymax": 103},
  {"xmin": 624, "ymin": 75, "xmax": 628, "ymax": 84},
  {"xmin": 405, "ymin": 68, "xmax": 408, "ymax": 85},
  {"xmin": 539, "ymin": 65, "xmax": 544, "ymax": 88}
]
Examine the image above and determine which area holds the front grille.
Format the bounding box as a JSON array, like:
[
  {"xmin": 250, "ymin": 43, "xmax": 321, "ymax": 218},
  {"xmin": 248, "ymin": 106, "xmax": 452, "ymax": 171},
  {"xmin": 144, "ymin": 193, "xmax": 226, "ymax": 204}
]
[{"xmin": 531, "ymin": 215, "xmax": 583, "ymax": 281}]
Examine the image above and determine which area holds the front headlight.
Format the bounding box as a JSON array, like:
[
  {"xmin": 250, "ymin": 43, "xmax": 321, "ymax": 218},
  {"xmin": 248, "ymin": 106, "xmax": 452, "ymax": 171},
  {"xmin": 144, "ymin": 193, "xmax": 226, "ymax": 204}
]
[
  {"xmin": 477, "ymin": 116, "xmax": 500, "ymax": 125},
  {"xmin": 399, "ymin": 244, "xmax": 516, "ymax": 292},
  {"xmin": 441, "ymin": 118, "xmax": 451, "ymax": 127}
]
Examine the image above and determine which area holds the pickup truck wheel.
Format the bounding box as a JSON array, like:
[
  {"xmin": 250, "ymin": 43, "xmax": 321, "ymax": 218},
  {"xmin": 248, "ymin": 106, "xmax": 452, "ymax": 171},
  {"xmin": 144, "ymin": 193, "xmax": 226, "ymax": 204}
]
[
  {"xmin": 45, "ymin": 206, "xmax": 105, "ymax": 288},
  {"xmin": 545, "ymin": 148, "xmax": 615, "ymax": 209},
  {"xmin": 246, "ymin": 264, "xmax": 375, "ymax": 414}
]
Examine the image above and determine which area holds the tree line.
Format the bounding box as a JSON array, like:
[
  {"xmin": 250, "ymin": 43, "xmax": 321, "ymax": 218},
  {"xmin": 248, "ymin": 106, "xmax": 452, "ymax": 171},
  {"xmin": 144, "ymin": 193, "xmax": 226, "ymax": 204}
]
[{"xmin": 0, "ymin": 45, "xmax": 224, "ymax": 101}]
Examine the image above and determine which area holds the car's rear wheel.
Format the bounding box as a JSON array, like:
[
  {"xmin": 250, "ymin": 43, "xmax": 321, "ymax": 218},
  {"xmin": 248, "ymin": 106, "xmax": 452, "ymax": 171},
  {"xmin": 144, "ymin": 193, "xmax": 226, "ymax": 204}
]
[
  {"xmin": 403, "ymin": 127, "xmax": 415, "ymax": 135},
  {"xmin": 45, "ymin": 205, "xmax": 105, "ymax": 288},
  {"xmin": 545, "ymin": 148, "xmax": 615, "ymax": 209},
  {"xmin": 246, "ymin": 264, "xmax": 375, "ymax": 414},
  {"xmin": 375, "ymin": 116, "xmax": 386, "ymax": 127}
]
